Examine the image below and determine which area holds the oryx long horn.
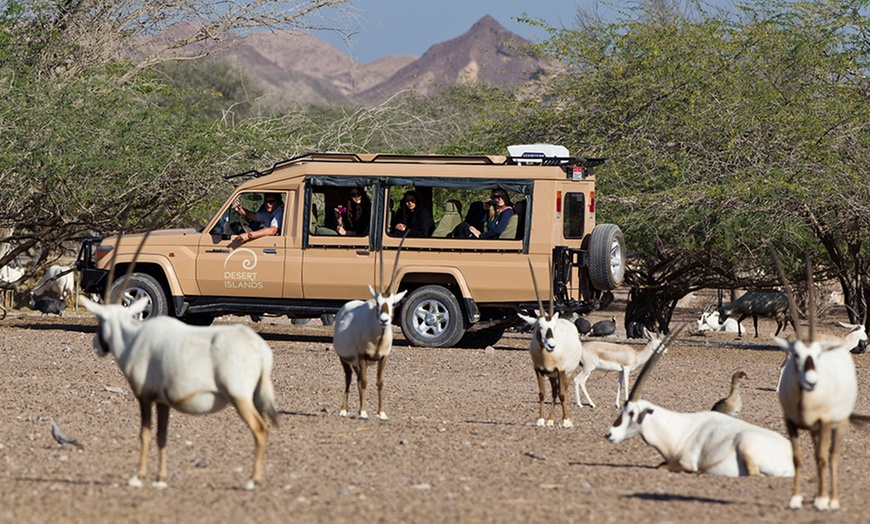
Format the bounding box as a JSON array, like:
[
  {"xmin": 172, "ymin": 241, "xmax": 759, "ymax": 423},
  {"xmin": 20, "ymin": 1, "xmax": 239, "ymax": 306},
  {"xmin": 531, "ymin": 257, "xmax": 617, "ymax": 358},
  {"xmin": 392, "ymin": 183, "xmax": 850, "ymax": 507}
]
[
  {"xmin": 114, "ymin": 230, "xmax": 152, "ymax": 305},
  {"xmin": 386, "ymin": 230, "xmax": 408, "ymax": 296},
  {"xmin": 527, "ymin": 259, "xmax": 545, "ymax": 319},
  {"xmin": 548, "ymin": 256, "xmax": 554, "ymax": 319},
  {"xmin": 768, "ymin": 243, "xmax": 804, "ymax": 342},
  {"xmin": 806, "ymin": 255, "xmax": 815, "ymax": 342},
  {"xmin": 627, "ymin": 323, "xmax": 686, "ymax": 402}
]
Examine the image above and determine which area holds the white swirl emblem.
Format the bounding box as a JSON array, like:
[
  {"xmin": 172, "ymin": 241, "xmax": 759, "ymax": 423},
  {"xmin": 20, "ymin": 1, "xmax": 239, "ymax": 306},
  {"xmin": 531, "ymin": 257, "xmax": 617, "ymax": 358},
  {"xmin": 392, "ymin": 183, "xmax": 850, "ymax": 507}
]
[{"xmin": 224, "ymin": 248, "xmax": 258, "ymax": 270}]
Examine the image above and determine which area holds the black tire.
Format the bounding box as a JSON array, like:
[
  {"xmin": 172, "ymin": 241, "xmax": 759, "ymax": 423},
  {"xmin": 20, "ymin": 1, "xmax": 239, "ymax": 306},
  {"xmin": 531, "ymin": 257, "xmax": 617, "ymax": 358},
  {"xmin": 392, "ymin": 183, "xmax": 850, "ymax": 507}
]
[
  {"xmin": 320, "ymin": 313, "xmax": 335, "ymax": 327},
  {"xmin": 588, "ymin": 224, "xmax": 626, "ymax": 291},
  {"xmin": 400, "ymin": 285, "xmax": 465, "ymax": 348},
  {"xmin": 291, "ymin": 318, "xmax": 312, "ymax": 325},
  {"xmin": 457, "ymin": 328, "xmax": 505, "ymax": 349},
  {"xmin": 110, "ymin": 273, "xmax": 169, "ymax": 320}
]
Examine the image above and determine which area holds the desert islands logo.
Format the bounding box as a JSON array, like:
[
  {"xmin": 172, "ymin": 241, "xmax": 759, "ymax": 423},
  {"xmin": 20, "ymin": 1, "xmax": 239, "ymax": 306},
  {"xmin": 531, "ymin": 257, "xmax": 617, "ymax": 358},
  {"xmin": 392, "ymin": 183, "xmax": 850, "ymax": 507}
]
[{"xmin": 223, "ymin": 248, "xmax": 263, "ymax": 289}]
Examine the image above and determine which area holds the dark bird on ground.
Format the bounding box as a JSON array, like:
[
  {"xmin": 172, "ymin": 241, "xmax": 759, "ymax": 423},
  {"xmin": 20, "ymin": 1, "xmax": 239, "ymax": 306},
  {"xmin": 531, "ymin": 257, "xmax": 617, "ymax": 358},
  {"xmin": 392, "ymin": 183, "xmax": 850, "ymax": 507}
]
[
  {"xmin": 574, "ymin": 316, "xmax": 592, "ymax": 336},
  {"xmin": 711, "ymin": 371, "xmax": 748, "ymax": 418},
  {"xmin": 50, "ymin": 418, "xmax": 84, "ymax": 449},
  {"xmin": 30, "ymin": 296, "xmax": 66, "ymax": 316},
  {"xmin": 590, "ymin": 316, "xmax": 617, "ymax": 337}
]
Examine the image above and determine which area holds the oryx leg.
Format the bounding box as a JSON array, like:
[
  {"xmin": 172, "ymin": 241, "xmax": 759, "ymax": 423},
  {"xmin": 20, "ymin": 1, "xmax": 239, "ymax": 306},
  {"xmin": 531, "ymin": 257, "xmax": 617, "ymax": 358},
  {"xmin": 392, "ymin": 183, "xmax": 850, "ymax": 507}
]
[
  {"xmin": 829, "ymin": 423, "xmax": 847, "ymax": 510},
  {"xmin": 376, "ymin": 356, "xmax": 388, "ymax": 420},
  {"xmin": 812, "ymin": 421, "xmax": 833, "ymax": 511},
  {"xmin": 535, "ymin": 370, "xmax": 547, "ymax": 427},
  {"xmin": 154, "ymin": 403, "xmax": 170, "ymax": 488},
  {"xmin": 558, "ymin": 370, "xmax": 572, "ymax": 428},
  {"xmin": 356, "ymin": 360, "xmax": 369, "ymax": 419},
  {"xmin": 130, "ymin": 398, "xmax": 153, "ymax": 488},
  {"xmin": 233, "ymin": 396, "xmax": 270, "ymax": 491},
  {"xmin": 339, "ymin": 360, "xmax": 353, "ymax": 417},
  {"xmin": 786, "ymin": 419, "xmax": 803, "ymax": 509},
  {"xmin": 547, "ymin": 375, "xmax": 558, "ymax": 427}
]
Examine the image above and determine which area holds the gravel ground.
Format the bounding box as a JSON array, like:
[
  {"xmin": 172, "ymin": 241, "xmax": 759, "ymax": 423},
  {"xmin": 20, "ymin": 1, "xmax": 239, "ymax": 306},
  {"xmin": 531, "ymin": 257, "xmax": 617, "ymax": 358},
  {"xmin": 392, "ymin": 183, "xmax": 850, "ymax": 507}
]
[{"xmin": 2, "ymin": 298, "xmax": 870, "ymax": 523}]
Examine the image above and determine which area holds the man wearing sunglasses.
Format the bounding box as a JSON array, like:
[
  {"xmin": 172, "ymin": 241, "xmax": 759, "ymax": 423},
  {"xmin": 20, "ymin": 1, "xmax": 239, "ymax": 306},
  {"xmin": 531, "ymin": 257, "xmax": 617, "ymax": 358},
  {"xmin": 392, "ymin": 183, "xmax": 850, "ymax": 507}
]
[{"xmin": 231, "ymin": 192, "xmax": 284, "ymax": 245}]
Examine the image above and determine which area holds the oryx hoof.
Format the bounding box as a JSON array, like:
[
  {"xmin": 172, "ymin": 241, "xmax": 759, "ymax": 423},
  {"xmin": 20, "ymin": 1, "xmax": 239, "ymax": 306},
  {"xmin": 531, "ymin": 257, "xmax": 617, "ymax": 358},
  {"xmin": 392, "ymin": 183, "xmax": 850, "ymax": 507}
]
[
  {"xmin": 339, "ymin": 409, "xmax": 348, "ymax": 417},
  {"xmin": 536, "ymin": 418, "xmax": 546, "ymax": 427},
  {"xmin": 359, "ymin": 410, "xmax": 369, "ymax": 420},
  {"xmin": 244, "ymin": 479, "xmax": 257, "ymax": 491},
  {"xmin": 128, "ymin": 476, "xmax": 143, "ymax": 488},
  {"xmin": 152, "ymin": 480, "xmax": 168, "ymax": 489},
  {"xmin": 813, "ymin": 497, "xmax": 831, "ymax": 511},
  {"xmin": 788, "ymin": 495, "xmax": 803, "ymax": 510},
  {"xmin": 561, "ymin": 419, "xmax": 573, "ymax": 429},
  {"xmin": 378, "ymin": 412, "xmax": 388, "ymax": 421},
  {"xmin": 545, "ymin": 419, "xmax": 555, "ymax": 428}
]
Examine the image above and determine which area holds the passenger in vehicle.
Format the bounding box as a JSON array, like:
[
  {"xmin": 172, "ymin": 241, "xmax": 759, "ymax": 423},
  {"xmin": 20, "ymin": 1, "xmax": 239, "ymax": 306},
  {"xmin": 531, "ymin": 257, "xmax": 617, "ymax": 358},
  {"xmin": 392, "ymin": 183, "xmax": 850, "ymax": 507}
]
[
  {"xmin": 336, "ymin": 187, "xmax": 371, "ymax": 236},
  {"xmin": 390, "ymin": 191, "xmax": 434, "ymax": 237},
  {"xmin": 451, "ymin": 190, "xmax": 514, "ymax": 239},
  {"xmin": 231, "ymin": 192, "xmax": 284, "ymax": 245}
]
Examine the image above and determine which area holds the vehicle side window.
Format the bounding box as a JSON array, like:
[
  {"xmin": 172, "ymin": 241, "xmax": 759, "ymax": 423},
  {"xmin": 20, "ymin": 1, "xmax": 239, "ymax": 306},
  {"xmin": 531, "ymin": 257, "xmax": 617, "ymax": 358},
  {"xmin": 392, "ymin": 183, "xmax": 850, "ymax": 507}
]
[
  {"xmin": 209, "ymin": 192, "xmax": 278, "ymax": 238},
  {"xmin": 386, "ymin": 184, "xmax": 527, "ymax": 242},
  {"xmin": 308, "ymin": 185, "xmax": 371, "ymax": 242},
  {"xmin": 563, "ymin": 192, "xmax": 586, "ymax": 239}
]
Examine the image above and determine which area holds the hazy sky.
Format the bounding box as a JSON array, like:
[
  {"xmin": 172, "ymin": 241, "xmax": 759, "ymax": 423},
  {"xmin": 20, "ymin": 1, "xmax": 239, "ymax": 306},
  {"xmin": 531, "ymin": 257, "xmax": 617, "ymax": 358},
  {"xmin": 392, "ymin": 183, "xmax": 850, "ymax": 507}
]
[{"xmin": 314, "ymin": 1, "xmax": 586, "ymax": 63}]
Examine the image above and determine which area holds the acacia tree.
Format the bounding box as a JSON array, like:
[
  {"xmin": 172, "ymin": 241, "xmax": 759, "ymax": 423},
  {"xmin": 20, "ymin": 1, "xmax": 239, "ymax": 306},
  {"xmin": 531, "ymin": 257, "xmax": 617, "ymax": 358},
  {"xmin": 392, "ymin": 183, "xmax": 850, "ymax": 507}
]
[
  {"xmin": 443, "ymin": 0, "xmax": 870, "ymax": 332},
  {"xmin": 0, "ymin": 0, "xmax": 354, "ymax": 275}
]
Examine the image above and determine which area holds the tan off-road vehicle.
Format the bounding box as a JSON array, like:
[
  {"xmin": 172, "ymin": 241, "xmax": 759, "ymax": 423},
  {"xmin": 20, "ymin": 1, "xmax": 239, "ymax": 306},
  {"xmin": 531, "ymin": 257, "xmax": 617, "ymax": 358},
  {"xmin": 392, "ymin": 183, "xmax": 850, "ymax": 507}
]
[{"xmin": 77, "ymin": 144, "xmax": 625, "ymax": 348}]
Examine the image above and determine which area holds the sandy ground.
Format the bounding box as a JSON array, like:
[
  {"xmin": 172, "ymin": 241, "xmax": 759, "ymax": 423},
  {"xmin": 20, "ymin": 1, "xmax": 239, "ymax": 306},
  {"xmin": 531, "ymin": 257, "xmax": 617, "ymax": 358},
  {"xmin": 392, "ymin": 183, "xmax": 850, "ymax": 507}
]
[{"xmin": 2, "ymin": 298, "xmax": 870, "ymax": 523}]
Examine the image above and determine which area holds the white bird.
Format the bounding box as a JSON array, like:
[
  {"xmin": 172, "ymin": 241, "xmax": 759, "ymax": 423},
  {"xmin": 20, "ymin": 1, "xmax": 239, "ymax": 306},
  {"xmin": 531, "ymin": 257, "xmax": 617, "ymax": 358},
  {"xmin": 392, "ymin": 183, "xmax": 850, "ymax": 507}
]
[{"xmin": 50, "ymin": 418, "xmax": 84, "ymax": 449}]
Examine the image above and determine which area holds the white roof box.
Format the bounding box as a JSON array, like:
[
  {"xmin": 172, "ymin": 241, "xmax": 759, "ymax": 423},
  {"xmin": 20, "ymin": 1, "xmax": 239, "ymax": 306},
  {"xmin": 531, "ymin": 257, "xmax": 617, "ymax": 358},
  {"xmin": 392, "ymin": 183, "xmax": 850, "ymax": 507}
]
[{"xmin": 507, "ymin": 144, "xmax": 570, "ymax": 164}]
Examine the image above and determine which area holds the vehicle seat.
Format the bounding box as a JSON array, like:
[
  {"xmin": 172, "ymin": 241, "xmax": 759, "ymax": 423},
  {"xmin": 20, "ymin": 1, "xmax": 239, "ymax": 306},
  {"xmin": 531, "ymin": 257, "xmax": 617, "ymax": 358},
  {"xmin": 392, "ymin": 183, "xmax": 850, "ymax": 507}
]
[
  {"xmin": 432, "ymin": 200, "xmax": 463, "ymax": 237},
  {"xmin": 499, "ymin": 199, "xmax": 526, "ymax": 239}
]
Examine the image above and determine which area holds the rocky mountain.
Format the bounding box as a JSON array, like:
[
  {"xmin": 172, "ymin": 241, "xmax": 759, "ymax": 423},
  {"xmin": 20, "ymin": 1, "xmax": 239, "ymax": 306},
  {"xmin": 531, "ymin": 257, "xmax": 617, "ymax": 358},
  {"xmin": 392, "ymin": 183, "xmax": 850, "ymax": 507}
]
[{"xmin": 202, "ymin": 15, "xmax": 550, "ymax": 106}]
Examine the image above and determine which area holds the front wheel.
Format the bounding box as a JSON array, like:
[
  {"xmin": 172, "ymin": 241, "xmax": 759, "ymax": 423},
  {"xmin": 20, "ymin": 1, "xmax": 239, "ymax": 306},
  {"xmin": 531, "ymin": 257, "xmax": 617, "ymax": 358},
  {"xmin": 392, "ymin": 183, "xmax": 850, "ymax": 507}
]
[
  {"xmin": 588, "ymin": 224, "xmax": 626, "ymax": 291},
  {"xmin": 400, "ymin": 285, "xmax": 465, "ymax": 348},
  {"xmin": 109, "ymin": 273, "xmax": 169, "ymax": 320}
]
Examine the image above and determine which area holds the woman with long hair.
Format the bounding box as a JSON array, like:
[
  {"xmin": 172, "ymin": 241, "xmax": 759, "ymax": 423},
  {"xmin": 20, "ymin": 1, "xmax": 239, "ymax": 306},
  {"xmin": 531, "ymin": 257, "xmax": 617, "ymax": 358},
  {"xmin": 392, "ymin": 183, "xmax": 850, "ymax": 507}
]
[
  {"xmin": 336, "ymin": 187, "xmax": 371, "ymax": 236},
  {"xmin": 469, "ymin": 189, "xmax": 514, "ymax": 238}
]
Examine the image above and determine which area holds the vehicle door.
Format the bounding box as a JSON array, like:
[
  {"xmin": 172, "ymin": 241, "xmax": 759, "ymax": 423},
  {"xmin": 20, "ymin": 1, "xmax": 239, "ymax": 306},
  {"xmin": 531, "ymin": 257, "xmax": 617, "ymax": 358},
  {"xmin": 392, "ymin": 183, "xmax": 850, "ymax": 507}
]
[
  {"xmin": 196, "ymin": 191, "xmax": 287, "ymax": 297},
  {"xmin": 301, "ymin": 179, "xmax": 380, "ymax": 300}
]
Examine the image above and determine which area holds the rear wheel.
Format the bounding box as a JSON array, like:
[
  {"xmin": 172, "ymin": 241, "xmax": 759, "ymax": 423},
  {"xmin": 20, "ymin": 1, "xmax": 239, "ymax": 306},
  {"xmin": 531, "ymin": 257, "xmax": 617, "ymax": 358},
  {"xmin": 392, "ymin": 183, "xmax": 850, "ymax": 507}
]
[
  {"xmin": 400, "ymin": 285, "xmax": 465, "ymax": 348},
  {"xmin": 109, "ymin": 273, "xmax": 169, "ymax": 320},
  {"xmin": 588, "ymin": 224, "xmax": 626, "ymax": 291}
]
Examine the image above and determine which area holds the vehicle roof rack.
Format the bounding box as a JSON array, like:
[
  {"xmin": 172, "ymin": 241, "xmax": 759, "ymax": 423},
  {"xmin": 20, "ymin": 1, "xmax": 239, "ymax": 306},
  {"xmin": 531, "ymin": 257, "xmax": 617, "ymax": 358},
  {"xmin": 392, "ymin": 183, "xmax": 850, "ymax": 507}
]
[{"xmin": 225, "ymin": 151, "xmax": 500, "ymax": 179}]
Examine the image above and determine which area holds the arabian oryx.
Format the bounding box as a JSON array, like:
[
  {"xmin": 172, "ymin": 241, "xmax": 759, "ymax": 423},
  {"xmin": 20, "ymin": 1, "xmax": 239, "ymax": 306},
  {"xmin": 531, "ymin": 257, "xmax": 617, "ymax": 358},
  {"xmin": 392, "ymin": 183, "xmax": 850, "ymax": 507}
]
[
  {"xmin": 605, "ymin": 326, "xmax": 794, "ymax": 477},
  {"xmin": 81, "ymin": 296, "xmax": 278, "ymax": 490}
]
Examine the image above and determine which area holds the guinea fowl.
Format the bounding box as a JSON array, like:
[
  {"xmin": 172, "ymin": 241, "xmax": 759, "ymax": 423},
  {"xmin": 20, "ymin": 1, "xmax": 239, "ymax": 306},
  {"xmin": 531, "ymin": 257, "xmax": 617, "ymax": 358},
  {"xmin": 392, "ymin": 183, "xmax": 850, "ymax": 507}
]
[
  {"xmin": 711, "ymin": 371, "xmax": 748, "ymax": 417},
  {"xmin": 574, "ymin": 316, "xmax": 592, "ymax": 336},
  {"xmin": 590, "ymin": 316, "xmax": 616, "ymax": 337}
]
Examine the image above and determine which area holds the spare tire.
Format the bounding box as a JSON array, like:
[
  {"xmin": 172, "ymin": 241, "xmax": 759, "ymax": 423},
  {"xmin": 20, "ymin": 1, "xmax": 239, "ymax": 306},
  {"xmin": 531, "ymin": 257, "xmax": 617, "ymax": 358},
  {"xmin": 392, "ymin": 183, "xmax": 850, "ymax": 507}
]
[{"xmin": 588, "ymin": 224, "xmax": 625, "ymax": 291}]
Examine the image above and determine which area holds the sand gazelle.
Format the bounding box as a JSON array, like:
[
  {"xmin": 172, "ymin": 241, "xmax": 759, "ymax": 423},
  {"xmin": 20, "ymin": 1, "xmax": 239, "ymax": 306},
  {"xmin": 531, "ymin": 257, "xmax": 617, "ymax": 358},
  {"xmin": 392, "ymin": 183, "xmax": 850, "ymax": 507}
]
[
  {"xmin": 573, "ymin": 327, "xmax": 665, "ymax": 409},
  {"xmin": 605, "ymin": 325, "xmax": 794, "ymax": 477},
  {"xmin": 333, "ymin": 234, "xmax": 408, "ymax": 421},
  {"xmin": 771, "ymin": 251, "xmax": 858, "ymax": 511},
  {"xmin": 518, "ymin": 258, "xmax": 583, "ymax": 428},
  {"xmin": 81, "ymin": 232, "xmax": 278, "ymax": 490}
]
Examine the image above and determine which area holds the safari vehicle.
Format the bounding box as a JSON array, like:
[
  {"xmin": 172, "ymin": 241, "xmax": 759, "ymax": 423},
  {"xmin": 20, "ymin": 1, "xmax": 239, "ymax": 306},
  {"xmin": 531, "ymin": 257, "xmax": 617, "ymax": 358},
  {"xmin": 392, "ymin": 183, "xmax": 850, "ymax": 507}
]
[{"xmin": 76, "ymin": 144, "xmax": 625, "ymax": 348}]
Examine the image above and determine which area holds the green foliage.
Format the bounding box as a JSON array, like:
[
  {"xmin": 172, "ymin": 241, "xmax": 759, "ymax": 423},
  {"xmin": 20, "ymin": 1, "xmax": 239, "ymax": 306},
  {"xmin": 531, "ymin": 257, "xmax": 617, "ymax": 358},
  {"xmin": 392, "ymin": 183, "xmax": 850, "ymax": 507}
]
[{"xmin": 446, "ymin": 0, "xmax": 870, "ymax": 309}]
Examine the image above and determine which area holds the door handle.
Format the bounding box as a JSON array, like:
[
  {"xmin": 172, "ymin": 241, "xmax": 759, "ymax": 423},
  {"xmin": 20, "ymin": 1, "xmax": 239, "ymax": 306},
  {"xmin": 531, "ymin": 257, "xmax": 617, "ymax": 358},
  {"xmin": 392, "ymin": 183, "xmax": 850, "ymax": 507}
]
[
  {"xmin": 263, "ymin": 249, "xmax": 278, "ymax": 254},
  {"xmin": 206, "ymin": 249, "xmax": 230, "ymax": 253},
  {"xmin": 356, "ymin": 250, "xmax": 371, "ymax": 256}
]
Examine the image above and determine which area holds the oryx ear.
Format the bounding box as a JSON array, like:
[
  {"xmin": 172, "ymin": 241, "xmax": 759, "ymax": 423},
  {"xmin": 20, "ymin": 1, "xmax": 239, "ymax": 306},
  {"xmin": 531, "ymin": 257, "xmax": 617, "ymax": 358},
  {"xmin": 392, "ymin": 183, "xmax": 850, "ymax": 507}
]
[
  {"xmin": 128, "ymin": 297, "xmax": 150, "ymax": 316},
  {"xmin": 552, "ymin": 312, "xmax": 560, "ymax": 321},
  {"xmin": 771, "ymin": 335, "xmax": 793, "ymax": 352},
  {"xmin": 368, "ymin": 285, "xmax": 378, "ymax": 299},
  {"xmin": 637, "ymin": 407, "xmax": 654, "ymax": 424},
  {"xmin": 518, "ymin": 313, "xmax": 536, "ymax": 326},
  {"xmin": 391, "ymin": 289, "xmax": 408, "ymax": 303}
]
